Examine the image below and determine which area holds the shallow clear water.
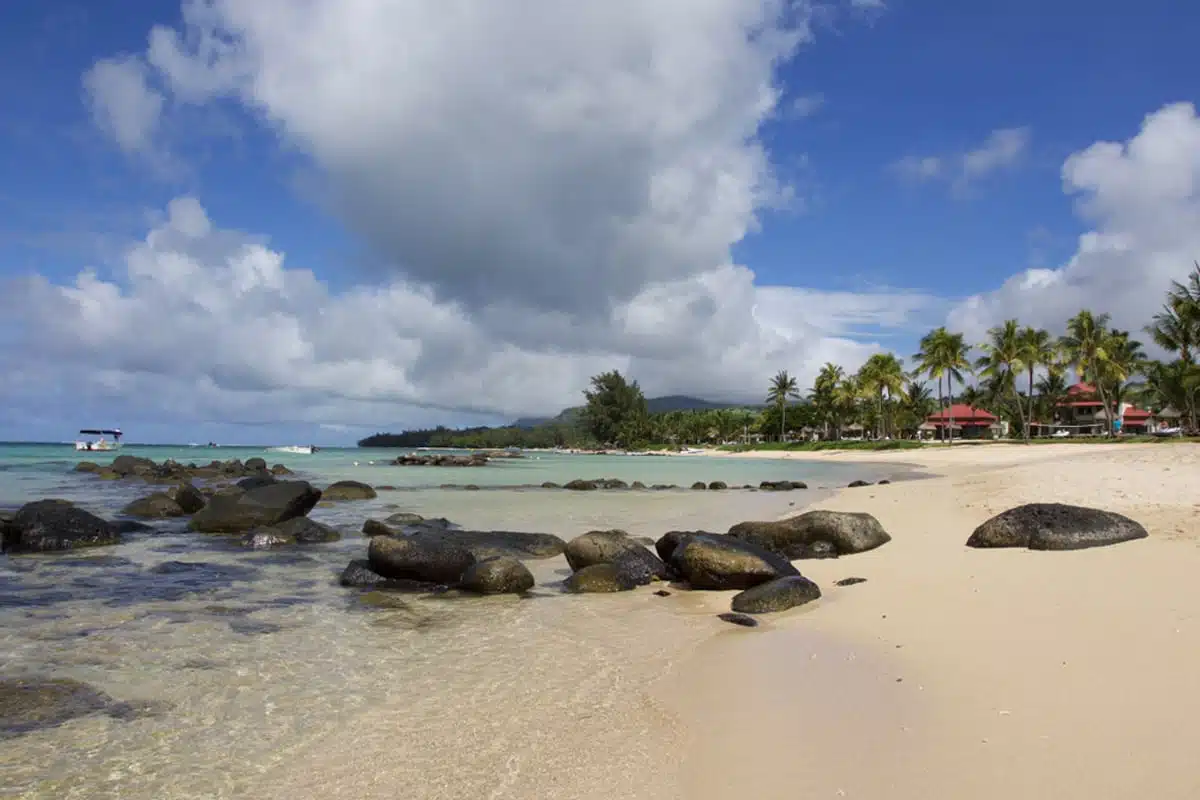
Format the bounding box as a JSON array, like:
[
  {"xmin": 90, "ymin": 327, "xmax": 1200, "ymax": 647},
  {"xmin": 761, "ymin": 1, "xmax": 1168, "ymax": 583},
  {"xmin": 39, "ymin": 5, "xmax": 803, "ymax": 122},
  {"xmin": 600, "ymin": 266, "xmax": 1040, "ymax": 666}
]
[{"xmin": 0, "ymin": 444, "xmax": 906, "ymax": 798}]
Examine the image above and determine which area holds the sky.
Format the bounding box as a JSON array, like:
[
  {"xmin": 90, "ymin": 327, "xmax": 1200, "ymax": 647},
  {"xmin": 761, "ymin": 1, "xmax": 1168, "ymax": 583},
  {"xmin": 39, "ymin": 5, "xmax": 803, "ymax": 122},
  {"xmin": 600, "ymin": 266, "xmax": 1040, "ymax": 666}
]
[{"xmin": 1, "ymin": 0, "xmax": 1198, "ymax": 445}]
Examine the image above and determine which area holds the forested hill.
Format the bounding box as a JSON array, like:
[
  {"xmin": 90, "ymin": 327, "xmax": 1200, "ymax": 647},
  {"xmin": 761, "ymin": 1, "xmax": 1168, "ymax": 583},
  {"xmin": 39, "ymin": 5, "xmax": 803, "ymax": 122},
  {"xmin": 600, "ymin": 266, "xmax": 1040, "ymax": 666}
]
[
  {"xmin": 358, "ymin": 395, "xmax": 751, "ymax": 447},
  {"xmin": 511, "ymin": 395, "xmax": 742, "ymax": 428}
]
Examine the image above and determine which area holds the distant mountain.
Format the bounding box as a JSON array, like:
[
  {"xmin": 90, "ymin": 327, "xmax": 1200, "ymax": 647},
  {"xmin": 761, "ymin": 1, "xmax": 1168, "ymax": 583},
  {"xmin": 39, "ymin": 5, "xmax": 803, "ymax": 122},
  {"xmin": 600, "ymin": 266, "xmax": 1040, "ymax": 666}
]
[{"xmin": 510, "ymin": 395, "xmax": 747, "ymax": 428}]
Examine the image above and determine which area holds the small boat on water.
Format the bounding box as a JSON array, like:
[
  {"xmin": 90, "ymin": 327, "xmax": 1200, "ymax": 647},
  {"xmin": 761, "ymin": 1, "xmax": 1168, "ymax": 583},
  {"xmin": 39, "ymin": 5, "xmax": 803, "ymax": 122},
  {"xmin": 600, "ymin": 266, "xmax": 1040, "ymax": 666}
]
[
  {"xmin": 268, "ymin": 445, "xmax": 319, "ymax": 455},
  {"xmin": 74, "ymin": 429, "xmax": 123, "ymax": 452}
]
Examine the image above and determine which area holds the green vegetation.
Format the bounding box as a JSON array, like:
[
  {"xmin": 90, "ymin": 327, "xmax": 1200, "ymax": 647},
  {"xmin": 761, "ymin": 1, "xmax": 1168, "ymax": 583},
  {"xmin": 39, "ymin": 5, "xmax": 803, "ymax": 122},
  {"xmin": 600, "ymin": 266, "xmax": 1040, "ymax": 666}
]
[{"xmin": 360, "ymin": 265, "xmax": 1200, "ymax": 449}]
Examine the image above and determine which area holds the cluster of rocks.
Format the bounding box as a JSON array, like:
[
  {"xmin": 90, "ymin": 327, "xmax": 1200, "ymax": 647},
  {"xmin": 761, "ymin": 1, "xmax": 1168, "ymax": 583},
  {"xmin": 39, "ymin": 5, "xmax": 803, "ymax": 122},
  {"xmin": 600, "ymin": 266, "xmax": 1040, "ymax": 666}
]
[
  {"xmin": 392, "ymin": 453, "xmax": 490, "ymax": 467},
  {"xmin": 543, "ymin": 478, "xmax": 813, "ymax": 492},
  {"xmin": 75, "ymin": 455, "xmax": 294, "ymax": 484},
  {"xmin": 335, "ymin": 509, "xmax": 899, "ymax": 620},
  {"xmin": 2, "ymin": 458, "xmax": 386, "ymax": 553}
]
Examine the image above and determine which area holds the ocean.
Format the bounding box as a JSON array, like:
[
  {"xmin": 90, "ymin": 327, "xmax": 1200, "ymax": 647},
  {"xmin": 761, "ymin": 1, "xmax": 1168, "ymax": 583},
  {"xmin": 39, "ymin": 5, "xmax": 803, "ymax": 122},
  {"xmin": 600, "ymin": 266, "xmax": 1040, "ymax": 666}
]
[{"xmin": 0, "ymin": 444, "xmax": 904, "ymax": 798}]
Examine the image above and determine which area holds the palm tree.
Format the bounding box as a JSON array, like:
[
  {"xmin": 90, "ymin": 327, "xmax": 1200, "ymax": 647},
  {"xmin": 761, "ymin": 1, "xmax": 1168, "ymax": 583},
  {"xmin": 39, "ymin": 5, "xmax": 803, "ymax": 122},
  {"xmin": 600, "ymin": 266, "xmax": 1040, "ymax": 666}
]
[
  {"xmin": 1097, "ymin": 330, "xmax": 1146, "ymax": 428},
  {"xmin": 913, "ymin": 327, "xmax": 972, "ymax": 444},
  {"xmin": 766, "ymin": 370, "xmax": 801, "ymax": 442},
  {"xmin": 1061, "ymin": 310, "xmax": 1114, "ymax": 433},
  {"xmin": 857, "ymin": 353, "xmax": 907, "ymax": 438},
  {"xmin": 1145, "ymin": 296, "xmax": 1196, "ymax": 364},
  {"xmin": 1019, "ymin": 326, "xmax": 1057, "ymax": 441},
  {"xmin": 810, "ymin": 363, "xmax": 844, "ymax": 440},
  {"xmin": 832, "ymin": 375, "xmax": 861, "ymax": 438},
  {"xmin": 1034, "ymin": 369, "xmax": 1069, "ymax": 429},
  {"xmin": 976, "ymin": 319, "xmax": 1027, "ymax": 440}
]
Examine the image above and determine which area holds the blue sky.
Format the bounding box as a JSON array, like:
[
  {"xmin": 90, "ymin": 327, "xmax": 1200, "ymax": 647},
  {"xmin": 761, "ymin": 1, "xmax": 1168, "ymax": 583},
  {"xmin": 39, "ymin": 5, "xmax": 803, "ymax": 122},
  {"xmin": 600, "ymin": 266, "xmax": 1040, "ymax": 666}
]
[{"xmin": 1, "ymin": 0, "xmax": 1198, "ymax": 444}]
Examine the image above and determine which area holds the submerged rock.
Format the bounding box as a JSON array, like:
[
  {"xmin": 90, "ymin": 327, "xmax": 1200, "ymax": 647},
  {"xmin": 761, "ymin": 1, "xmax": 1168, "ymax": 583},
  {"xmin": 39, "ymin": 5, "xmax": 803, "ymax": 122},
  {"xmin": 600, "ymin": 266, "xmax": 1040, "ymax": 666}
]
[
  {"xmin": 563, "ymin": 563, "xmax": 638, "ymax": 593},
  {"xmin": 667, "ymin": 533, "xmax": 799, "ymax": 590},
  {"xmin": 836, "ymin": 577, "xmax": 867, "ymax": 587},
  {"xmin": 0, "ymin": 677, "xmax": 122, "ymax": 737},
  {"xmin": 121, "ymin": 492, "xmax": 186, "ymax": 519},
  {"xmin": 730, "ymin": 575, "xmax": 822, "ymax": 614},
  {"xmin": 2, "ymin": 500, "xmax": 120, "ymax": 554},
  {"xmin": 410, "ymin": 529, "xmax": 565, "ymax": 560},
  {"xmin": 459, "ymin": 556, "xmax": 535, "ymax": 594},
  {"xmin": 966, "ymin": 503, "xmax": 1149, "ymax": 551},
  {"xmin": 847, "ymin": 480, "xmax": 872, "ymax": 488},
  {"xmin": 322, "ymin": 480, "xmax": 378, "ymax": 501},
  {"xmin": 188, "ymin": 481, "xmax": 322, "ymax": 534},
  {"xmin": 759, "ymin": 480, "xmax": 807, "ymax": 491},
  {"xmin": 728, "ymin": 510, "xmax": 891, "ymax": 559}
]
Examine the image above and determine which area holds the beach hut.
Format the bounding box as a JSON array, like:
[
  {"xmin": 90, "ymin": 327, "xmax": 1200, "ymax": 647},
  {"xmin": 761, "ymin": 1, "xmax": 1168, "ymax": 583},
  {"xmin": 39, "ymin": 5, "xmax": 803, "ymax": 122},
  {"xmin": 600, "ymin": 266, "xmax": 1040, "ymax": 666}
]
[{"xmin": 924, "ymin": 404, "xmax": 998, "ymax": 440}]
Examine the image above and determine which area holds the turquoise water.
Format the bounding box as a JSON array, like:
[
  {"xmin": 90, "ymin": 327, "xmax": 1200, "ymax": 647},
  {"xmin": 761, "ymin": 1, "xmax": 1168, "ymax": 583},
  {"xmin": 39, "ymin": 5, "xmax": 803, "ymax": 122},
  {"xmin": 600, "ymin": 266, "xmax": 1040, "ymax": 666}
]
[{"xmin": 0, "ymin": 443, "xmax": 900, "ymax": 508}]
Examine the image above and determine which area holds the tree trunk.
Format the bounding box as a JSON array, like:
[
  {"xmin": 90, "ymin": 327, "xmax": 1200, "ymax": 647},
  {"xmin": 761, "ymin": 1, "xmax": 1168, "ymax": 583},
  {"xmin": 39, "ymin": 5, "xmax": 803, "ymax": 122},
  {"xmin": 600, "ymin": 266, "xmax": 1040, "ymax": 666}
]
[
  {"xmin": 1026, "ymin": 366, "xmax": 1035, "ymax": 443},
  {"xmin": 780, "ymin": 404, "xmax": 786, "ymax": 443}
]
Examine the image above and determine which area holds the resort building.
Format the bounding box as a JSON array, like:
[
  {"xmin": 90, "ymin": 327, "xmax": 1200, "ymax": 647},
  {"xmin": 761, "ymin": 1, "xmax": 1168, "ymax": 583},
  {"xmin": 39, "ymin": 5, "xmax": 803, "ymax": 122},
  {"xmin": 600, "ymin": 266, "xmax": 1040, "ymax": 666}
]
[
  {"xmin": 923, "ymin": 404, "xmax": 1000, "ymax": 440},
  {"xmin": 1029, "ymin": 382, "xmax": 1161, "ymax": 437}
]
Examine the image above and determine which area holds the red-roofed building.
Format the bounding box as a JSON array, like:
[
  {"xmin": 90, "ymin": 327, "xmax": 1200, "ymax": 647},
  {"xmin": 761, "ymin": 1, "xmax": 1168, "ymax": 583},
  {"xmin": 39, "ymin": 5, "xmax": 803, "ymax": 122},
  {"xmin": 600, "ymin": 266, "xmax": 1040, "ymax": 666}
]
[
  {"xmin": 1034, "ymin": 382, "xmax": 1159, "ymax": 436},
  {"xmin": 924, "ymin": 404, "xmax": 1000, "ymax": 440}
]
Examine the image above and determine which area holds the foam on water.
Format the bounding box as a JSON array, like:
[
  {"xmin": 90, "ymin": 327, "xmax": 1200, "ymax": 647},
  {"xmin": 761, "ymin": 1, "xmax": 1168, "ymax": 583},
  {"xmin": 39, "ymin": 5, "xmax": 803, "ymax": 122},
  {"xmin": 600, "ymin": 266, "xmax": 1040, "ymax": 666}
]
[{"xmin": 0, "ymin": 444, "xmax": 904, "ymax": 798}]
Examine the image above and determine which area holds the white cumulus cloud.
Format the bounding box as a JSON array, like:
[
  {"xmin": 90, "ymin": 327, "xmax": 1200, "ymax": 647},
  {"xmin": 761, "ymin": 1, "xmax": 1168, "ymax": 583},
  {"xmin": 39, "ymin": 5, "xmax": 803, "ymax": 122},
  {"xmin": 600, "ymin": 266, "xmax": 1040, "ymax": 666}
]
[{"xmin": 947, "ymin": 102, "xmax": 1200, "ymax": 346}]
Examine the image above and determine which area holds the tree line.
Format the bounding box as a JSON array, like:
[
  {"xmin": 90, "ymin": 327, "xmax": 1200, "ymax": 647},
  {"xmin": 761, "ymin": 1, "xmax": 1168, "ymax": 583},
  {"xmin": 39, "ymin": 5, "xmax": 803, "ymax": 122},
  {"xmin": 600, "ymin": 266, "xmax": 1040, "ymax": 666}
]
[{"xmin": 360, "ymin": 266, "xmax": 1199, "ymax": 449}]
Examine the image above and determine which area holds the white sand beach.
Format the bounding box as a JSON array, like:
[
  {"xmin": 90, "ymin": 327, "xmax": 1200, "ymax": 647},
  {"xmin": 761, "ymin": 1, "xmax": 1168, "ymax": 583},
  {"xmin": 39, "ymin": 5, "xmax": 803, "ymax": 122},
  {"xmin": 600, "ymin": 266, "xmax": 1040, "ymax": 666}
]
[{"xmin": 672, "ymin": 442, "xmax": 1200, "ymax": 799}]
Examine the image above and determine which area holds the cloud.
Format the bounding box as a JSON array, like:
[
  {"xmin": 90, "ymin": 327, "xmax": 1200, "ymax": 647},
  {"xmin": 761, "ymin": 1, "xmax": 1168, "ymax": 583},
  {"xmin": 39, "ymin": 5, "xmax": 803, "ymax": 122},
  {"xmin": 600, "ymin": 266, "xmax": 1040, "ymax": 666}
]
[
  {"xmin": 82, "ymin": 55, "xmax": 164, "ymax": 154},
  {"xmin": 3, "ymin": 197, "xmax": 935, "ymax": 426},
  {"xmin": 893, "ymin": 127, "xmax": 1031, "ymax": 192},
  {"xmin": 947, "ymin": 102, "xmax": 1200, "ymax": 347},
  {"xmin": 790, "ymin": 92, "xmax": 825, "ymax": 118}
]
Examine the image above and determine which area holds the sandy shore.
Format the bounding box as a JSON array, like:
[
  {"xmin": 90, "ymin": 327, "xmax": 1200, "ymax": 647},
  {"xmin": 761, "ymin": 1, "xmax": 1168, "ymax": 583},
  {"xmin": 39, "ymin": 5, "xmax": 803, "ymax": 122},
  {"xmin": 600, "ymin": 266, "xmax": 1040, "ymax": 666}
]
[{"xmin": 672, "ymin": 442, "xmax": 1200, "ymax": 799}]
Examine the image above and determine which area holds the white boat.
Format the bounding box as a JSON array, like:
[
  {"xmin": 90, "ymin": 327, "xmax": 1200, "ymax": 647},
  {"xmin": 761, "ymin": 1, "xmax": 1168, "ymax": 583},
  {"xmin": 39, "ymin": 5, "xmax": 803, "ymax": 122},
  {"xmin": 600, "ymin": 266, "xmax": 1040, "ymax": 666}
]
[
  {"xmin": 268, "ymin": 445, "xmax": 318, "ymax": 455},
  {"xmin": 75, "ymin": 428, "xmax": 123, "ymax": 451}
]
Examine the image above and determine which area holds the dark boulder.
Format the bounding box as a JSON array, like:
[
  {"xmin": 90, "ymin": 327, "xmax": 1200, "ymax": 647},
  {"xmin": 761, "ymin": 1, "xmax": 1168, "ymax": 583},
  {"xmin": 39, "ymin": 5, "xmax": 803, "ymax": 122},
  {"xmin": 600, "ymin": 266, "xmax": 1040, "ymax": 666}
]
[
  {"xmin": 691, "ymin": 481, "xmax": 708, "ymax": 490},
  {"xmin": 730, "ymin": 575, "xmax": 822, "ymax": 614},
  {"xmin": 669, "ymin": 533, "xmax": 799, "ymax": 590},
  {"xmin": 717, "ymin": 612, "xmax": 759, "ymax": 628},
  {"xmin": 631, "ymin": 481, "xmax": 647, "ymax": 490},
  {"xmin": 322, "ymin": 480, "xmax": 378, "ymax": 501},
  {"xmin": 728, "ymin": 510, "xmax": 891, "ymax": 559},
  {"xmin": 759, "ymin": 480, "xmax": 806, "ymax": 491},
  {"xmin": 74, "ymin": 461, "xmax": 102, "ymax": 473},
  {"xmin": 655, "ymin": 530, "xmax": 712, "ymax": 563},
  {"xmin": 564, "ymin": 530, "xmax": 670, "ymax": 580},
  {"xmin": 169, "ymin": 483, "xmax": 207, "ymax": 514},
  {"xmin": 563, "ymin": 563, "xmax": 637, "ymax": 593},
  {"xmin": 541, "ymin": 481, "xmax": 560, "ymax": 489},
  {"xmin": 368, "ymin": 534, "xmax": 476, "ymax": 584},
  {"xmin": 275, "ymin": 516, "xmax": 340, "ymax": 543},
  {"xmin": 110, "ymin": 455, "xmax": 157, "ymax": 477},
  {"xmin": 847, "ymin": 480, "xmax": 872, "ymax": 488},
  {"xmin": 236, "ymin": 475, "xmax": 277, "ymax": 491},
  {"xmin": 384, "ymin": 512, "xmax": 425, "ymax": 526},
  {"xmin": 270, "ymin": 464, "xmax": 294, "ymax": 476},
  {"xmin": 338, "ymin": 559, "xmax": 441, "ymax": 591},
  {"xmin": 836, "ymin": 577, "xmax": 867, "ymax": 587},
  {"xmin": 121, "ymin": 493, "xmax": 186, "ymax": 519},
  {"xmin": 362, "ymin": 519, "xmax": 393, "ymax": 537},
  {"xmin": 244, "ymin": 457, "xmax": 268, "ymax": 472},
  {"xmin": 708, "ymin": 481, "xmax": 728, "ymax": 490},
  {"xmin": 2, "ymin": 500, "xmax": 120, "ymax": 554},
  {"xmin": 966, "ymin": 503, "xmax": 1150, "ymax": 551},
  {"xmin": 459, "ymin": 556, "xmax": 535, "ymax": 594},
  {"xmin": 188, "ymin": 481, "xmax": 322, "ymax": 533},
  {"xmin": 563, "ymin": 479, "xmax": 597, "ymax": 491}
]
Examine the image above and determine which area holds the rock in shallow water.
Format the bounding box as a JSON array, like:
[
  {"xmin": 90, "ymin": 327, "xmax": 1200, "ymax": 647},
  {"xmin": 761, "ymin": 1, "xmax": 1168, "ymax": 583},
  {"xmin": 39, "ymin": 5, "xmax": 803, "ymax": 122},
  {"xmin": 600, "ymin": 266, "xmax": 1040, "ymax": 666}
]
[
  {"xmin": 563, "ymin": 563, "xmax": 638, "ymax": 593},
  {"xmin": 459, "ymin": 556, "xmax": 535, "ymax": 595},
  {"xmin": 966, "ymin": 503, "xmax": 1149, "ymax": 551},
  {"xmin": 564, "ymin": 530, "xmax": 670, "ymax": 580},
  {"xmin": 368, "ymin": 535, "xmax": 475, "ymax": 584},
  {"xmin": 322, "ymin": 480, "xmax": 378, "ymax": 501},
  {"xmin": 665, "ymin": 533, "xmax": 799, "ymax": 590},
  {"xmin": 728, "ymin": 510, "xmax": 891, "ymax": 559},
  {"xmin": 121, "ymin": 492, "xmax": 186, "ymax": 519},
  {"xmin": 188, "ymin": 481, "xmax": 322, "ymax": 533},
  {"xmin": 730, "ymin": 575, "xmax": 822, "ymax": 614},
  {"xmin": 2, "ymin": 500, "xmax": 120, "ymax": 554}
]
